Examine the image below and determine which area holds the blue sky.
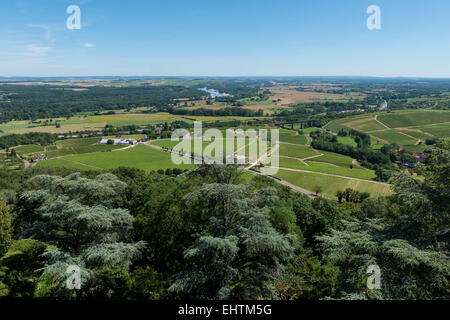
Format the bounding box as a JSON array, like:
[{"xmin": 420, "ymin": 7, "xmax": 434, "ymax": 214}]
[{"xmin": 0, "ymin": 0, "xmax": 449, "ymax": 77}]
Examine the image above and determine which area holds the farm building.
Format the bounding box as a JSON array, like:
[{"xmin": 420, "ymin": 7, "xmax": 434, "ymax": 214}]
[
  {"xmin": 99, "ymin": 138, "xmax": 137, "ymax": 145},
  {"xmin": 236, "ymin": 155, "xmax": 247, "ymax": 164},
  {"xmin": 411, "ymin": 152, "xmax": 426, "ymax": 163},
  {"xmin": 31, "ymin": 154, "xmax": 47, "ymax": 162}
]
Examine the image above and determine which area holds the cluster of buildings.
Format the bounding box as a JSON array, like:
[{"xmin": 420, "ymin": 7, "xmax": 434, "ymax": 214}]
[
  {"xmin": 98, "ymin": 138, "xmax": 138, "ymax": 145},
  {"xmin": 399, "ymin": 150, "xmax": 426, "ymax": 168},
  {"xmin": 338, "ymin": 108, "xmax": 366, "ymax": 114},
  {"xmin": 411, "ymin": 151, "xmax": 426, "ymax": 163},
  {"xmin": 31, "ymin": 154, "xmax": 47, "ymax": 163}
]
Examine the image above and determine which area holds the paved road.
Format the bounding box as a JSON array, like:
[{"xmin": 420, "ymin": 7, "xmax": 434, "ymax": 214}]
[
  {"xmin": 374, "ymin": 115, "xmax": 390, "ymax": 129},
  {"xmin": 15, "ymin": 153, "xmax": 30, "ymax": 169},
  {"xmin": 23, "ymin": 159, "xmax": 30, "ymax": 169}
]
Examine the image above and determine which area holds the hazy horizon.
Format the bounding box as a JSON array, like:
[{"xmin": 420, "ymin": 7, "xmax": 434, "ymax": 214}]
[{"xmin": 1, "ymin": 75, "xmax": 450, "ymax": 80}]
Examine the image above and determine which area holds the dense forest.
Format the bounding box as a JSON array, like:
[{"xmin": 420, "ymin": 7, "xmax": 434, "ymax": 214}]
[
  {"xmin": 0, "ymin": 133, "xmax": 57, "ymax": 150},
  {"xmin": 0, "ymin": 85, "xmax": 205, "ymax": 122},
  {"xmin": 0, "ymin": 140, "xmax": 448, "ymax": 299},
  {"xmin": 167, "ymin": 106, "xmax": 264, "ymax": 117},
  {"xmin": 0, "ymin": 82, "xmax": 266, "ymax": 122}
]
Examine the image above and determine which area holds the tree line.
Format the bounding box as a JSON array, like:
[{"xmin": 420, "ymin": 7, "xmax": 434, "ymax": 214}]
[
  {"xmin": 167, "ymin": 106, "xmax": 264, "ymax": 117},
  {"xmin": 0, "ymin": 85, "xmax": 204, "ymax": 122},
  {"xmin": 310, "ymin": 130, "xmax": 391, "ymax": 169}
]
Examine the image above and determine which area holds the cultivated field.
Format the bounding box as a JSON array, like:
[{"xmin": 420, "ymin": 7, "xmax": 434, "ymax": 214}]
[
  {"xmin": 13, "ymin": 144, "xmax": 45, "ymax": 155},
  {"xmin": 13, "ymin": 136, "xmax": 123, "ymax": 160},
  {"xmin": 27, "ymin": 121, "xmax": 379, "ymax": 198},
  {"xmin": 308, "ymin": 151, "xmax": 354, "ymax": 167},
  {"xmin": 279, "ymin": 143, "xmax": 320, "ymax": 159},
  {"xmin": 150, "ymin": 136, "xmax": 271, "ymax": 162},
  {"xmin": 37, "ymin": 144, "xmax": 195, "ymax": 172},
  {"xmin": 278, "ymin": 157, "xmax": 375, "ymax": 180},
  {"xmin": 0, "ymin": 112, "xmax": 265, "ymax": 136},
  {"xmin": 8, "ymin": 108, "xmax": 415, "ymax": 199},
  {"xmin": 268, "ymin": 85, "xmax": 365, "ymax": 105},
  {"xmin": 325, "ymin": 110, "xmax": 450, "ymax": 148},
  {"xmin": 275, "ymin": 169, "xmax": 392, "ymax": 199},
  {"xmin": 279, "ymin": 131, "xmax": 308, "ymax": 145},
  {"xmin": 377, "ymin": 111, "xmax": 450, "ymax": 128},
  {"xmin": 248, "ymin": 125, "xmax": 386, "ymax": 198}
]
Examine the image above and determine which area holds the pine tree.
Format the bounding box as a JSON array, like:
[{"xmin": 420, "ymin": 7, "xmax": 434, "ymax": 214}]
[
  {"xmin": 20, "ymin": 173, "xmax": 146, "ymax": 298},
  {"xmin": 0, "ymin": 200, "xmax": 13, "ymax": 257},
  {"xmin": 169, "ymin": 165, "xmax": 296, "ymax": 299},
  {"xmin": 317, "ymin": 147, "xmax": 450, "ymax": 300}
]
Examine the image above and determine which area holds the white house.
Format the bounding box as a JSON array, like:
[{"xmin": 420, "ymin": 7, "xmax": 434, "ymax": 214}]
[
  {"xmin": 99, "ymin": 138, "xmax": 137, "ymax": 145},
  {"xmin": 236, "ymin": 155, "xmax": 247, "ymax": 164}
]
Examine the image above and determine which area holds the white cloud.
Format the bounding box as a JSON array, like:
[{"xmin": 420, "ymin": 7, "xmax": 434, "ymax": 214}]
[
  {"xmin": 23, "ymin": 44, "xmax": 50, "ymax": 56},
  {"xmin": 84, "ymin": 42, "xmax": 95, "ymax": 48}
]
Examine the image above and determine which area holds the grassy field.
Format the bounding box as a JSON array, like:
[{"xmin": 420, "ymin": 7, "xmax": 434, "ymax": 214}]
[
  {"xmin": 278, "ymin": 157, "xmax": 375, "ymax": 180},
  {"xmin": 326, "ymin": 110, "xmax": 450, "ymax": 148},
  {"xmin": 151, "ymin": 137, "xmax": 269, "ymax": 161},
  {"xmin": 46, "ymin": 144, "xmax": 123, "ymax": 159},
  {"xmin": 37, "ymin": 145, "xmax": 195, "ymax": 172},
  {"xmin": 10, "ymin": 136, "xmax": 125, "ymax": 160},
  {"xmin": 275, "ymin": 133, "xmax": 379, "ymax": 181},
  {"xmin": 279, "ymin": 132, "xmax": 308, "ymax": 145},
  {"xmin": 413, "ymin": 122, "xmax": 450, "ymax": 138},
  {"xmin": 279, "ymin": 143, "xmax": 319, "ymax": 159},
  {"xmin": 323, "ymin": 121, "xmax": 348, "ymax": 133},
  {"xmin": 152, "ymin": 138, "xmax": 247, "ymax": 151},
  {"xmin": 394, "ymin": 130, "xmax": 430, "ymax": 141},
  {"xmin": 277, "ymin": 136, "xmax": 373, "ymax": 181},
  {"xmin": 337, "ymin": 136, "xmax": 357, "ymax": 147},
  {"xmin": 377, "ymin": 111, "xmax": 450, "ymax": 128},
  {"xmin": 369, "ymin": 130, "xmax": 417, "ymax": 146},
  {"xmin": 35, "ymin": 158, "xmax": 99, "ymax": 171},
  {"xmin": 402, "ymin": 144, "xmax": 428, "ymax": 152},
  {"xmin": 56, "ymin": 137, "xmax": 102, "ymax": 148},
  {"xmin": 299, "ymin": 127, "xmax": 321, "ymax": 134},
  {"xmin": 275, "ymin": 169, "xmax": 392, "ymax": 199},
  {"xmin": 12, "ymin": 144, "xmax": 45, "ymax": 155},
  {"xmin": 370, "ymin": 139, "xmax": 385, "ymax": 149},
  {"xmin": 309, "ymin": 151, "xmax": 354, "ymax": 167},
  {"xmin": 347, "ymin": 119, "xmax": 387, "ymax": 131},
  {"xmin": 31, "ymin": 125, "xmax": 364, "ymax": 183}
]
